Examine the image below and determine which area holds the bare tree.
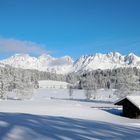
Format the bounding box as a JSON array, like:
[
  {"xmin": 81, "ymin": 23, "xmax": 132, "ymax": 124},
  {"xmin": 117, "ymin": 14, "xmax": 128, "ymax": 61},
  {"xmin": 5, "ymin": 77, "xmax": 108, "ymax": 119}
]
[
  {"xmin": 0, "ymin": 81, "xmax": 5, "ymax": 99},
  {"xmin": 68, "ymin": 85, "xmax": 74, "ymax": 99},
  {"xmin": 84, "ymin": 89, "xmax": 92, "ymax": 100}
]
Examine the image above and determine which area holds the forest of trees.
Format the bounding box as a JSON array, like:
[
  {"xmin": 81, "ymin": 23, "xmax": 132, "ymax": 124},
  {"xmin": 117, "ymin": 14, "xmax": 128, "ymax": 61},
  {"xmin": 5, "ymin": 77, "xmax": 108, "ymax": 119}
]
[
  {"xmin": 78, "ymin": 67, "xmax": 140, "ymax": 91},
  {"xmin": 0, "ymin": 65, "xmax": 39, "ymax": 99},
  {"xmin": 29, "ymin": 67, "xmax": 140, "ymax": 96},
  {"xmin": 67, "ymin": 67, "xmax": 140, "ymax": 98},
  {"xmin": 0, "ymin": 64, "xmax": 140, "ymax": 99}
]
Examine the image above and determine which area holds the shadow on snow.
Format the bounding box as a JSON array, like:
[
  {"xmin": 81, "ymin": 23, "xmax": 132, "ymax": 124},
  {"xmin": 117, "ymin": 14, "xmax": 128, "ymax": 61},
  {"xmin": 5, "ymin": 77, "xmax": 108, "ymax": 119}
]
[
  {"xmin": 0, "ymin": 112, "xmax": 139, "ymax": 140},
  {"xmin": 51, "ymin": 97, "xmax": 114, "ymax": 104},
  {"xmin": 103, "ymin": 108, "xmax": 123, "ymax": 116}
]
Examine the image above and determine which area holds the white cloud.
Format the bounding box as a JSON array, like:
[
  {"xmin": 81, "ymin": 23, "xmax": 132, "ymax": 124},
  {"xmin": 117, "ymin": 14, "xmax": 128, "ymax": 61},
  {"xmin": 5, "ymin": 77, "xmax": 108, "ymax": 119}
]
[{"xmin": 0, "ymin": 37, "xmax": 48, "ymax": 55}]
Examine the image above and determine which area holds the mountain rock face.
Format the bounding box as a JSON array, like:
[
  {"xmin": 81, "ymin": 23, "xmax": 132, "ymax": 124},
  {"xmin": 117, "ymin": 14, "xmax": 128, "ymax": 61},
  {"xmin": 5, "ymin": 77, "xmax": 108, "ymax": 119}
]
[{"xmin": 0, "ymin": 52, "xmax": 140, "ymax": 74}]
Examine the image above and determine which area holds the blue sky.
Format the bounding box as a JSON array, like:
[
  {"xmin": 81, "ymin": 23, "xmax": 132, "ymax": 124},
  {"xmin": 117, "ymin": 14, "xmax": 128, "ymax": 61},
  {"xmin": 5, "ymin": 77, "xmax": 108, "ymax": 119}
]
[{"xmin": 0, "ymin": 0, "xmax": 140, "ymax": 59}]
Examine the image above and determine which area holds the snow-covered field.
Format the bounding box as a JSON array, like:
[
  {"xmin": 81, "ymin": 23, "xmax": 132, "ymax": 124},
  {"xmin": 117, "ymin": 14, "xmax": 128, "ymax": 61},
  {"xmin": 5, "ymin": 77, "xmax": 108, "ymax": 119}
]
[
  {"xmin": 0, "ymin": 86, "xmax": 140, "ymax": 140},
  {"xmin": 38, "ymin": 80, "xmax": 70, "ymax": 89}
]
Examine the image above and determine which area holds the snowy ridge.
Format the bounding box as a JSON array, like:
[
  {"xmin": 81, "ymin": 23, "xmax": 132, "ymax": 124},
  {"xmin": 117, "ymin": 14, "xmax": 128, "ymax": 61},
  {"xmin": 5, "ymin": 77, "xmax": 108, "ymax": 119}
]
[
  {"xmin": 73, "ymin": 52, "xmax": 140, "ymax": 73},
  {"xmin": 0, "ymin": 52, "xmax": 140, "ymax": 74},
  {"xmin": 0, "ymin": 54, "xmax": 74, "ymax": 74}
]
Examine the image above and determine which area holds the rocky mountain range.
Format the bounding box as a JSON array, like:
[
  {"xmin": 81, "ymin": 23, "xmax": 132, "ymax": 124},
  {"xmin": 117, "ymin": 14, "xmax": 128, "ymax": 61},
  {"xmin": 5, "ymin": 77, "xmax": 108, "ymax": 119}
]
[{"xmin": 0, "ymin": 52, "xmax": 140, "ymax": 74}]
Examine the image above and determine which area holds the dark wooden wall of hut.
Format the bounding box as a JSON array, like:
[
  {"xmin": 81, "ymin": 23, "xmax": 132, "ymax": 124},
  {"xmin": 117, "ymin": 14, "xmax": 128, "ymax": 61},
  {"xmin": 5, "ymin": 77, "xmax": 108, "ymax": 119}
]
[{"xmin": 122, "ymin": 99, "xmax": 140, "ymax": 118}]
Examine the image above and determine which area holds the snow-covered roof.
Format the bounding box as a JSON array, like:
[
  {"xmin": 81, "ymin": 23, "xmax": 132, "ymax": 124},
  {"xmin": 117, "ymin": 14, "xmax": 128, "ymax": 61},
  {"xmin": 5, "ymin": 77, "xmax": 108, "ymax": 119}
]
[
  {"xmin": 115, "ymin": 95, "xmax": 140, "ymax": 109},
  {"xmin": 127, "ymin": 95, "xmax": 140, "ymax": 109}
]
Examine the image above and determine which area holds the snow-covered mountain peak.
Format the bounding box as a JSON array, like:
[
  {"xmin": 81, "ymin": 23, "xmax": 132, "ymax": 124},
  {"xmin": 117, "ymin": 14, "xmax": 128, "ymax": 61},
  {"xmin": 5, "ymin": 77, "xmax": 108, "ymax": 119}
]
[
  {"xmin": 127, "ymin": 53, "xmax": 136, "ymax": 57},
  {"xmin": 38, "ymin": 53, "xmax": 53, "ymax": 60},
  {"xmin": 124, "ymin": 53, "xmax": 140, "ymax": 65},
  {"xmin": 9, "ymin": 53, "xmax": 37, "ymax": 61},
  {"xmin": 38, "ymin": 54, "xmax": 54, "ymax": 61},
  {"xmin": 104, "ymin": 52, "xmax": 122, "ymax": 59},
  {"xmin": 1, "ymin": 53, "xmax": 37, "ymax": 63},
  {"xmin": 60, "ymin": 56, "xmax": 74, "ymax": 64},
  {"xmin": 126, "ymin": 53, "xmax": 138, "ymax": 60}
]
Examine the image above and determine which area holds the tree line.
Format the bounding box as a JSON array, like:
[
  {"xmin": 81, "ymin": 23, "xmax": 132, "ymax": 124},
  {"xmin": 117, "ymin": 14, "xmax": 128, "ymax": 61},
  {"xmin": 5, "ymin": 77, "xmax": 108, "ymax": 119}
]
[{"xmin": 0, "ymin": 64, "xmax": 140, "ymax": 99}]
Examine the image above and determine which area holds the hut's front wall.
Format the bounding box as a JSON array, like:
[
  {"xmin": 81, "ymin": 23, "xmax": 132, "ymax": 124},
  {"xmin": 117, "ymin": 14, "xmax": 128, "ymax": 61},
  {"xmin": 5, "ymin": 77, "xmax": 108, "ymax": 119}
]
[{"xmin": 123, "ymin": 99, "xmax": 140, "ymax": 118}]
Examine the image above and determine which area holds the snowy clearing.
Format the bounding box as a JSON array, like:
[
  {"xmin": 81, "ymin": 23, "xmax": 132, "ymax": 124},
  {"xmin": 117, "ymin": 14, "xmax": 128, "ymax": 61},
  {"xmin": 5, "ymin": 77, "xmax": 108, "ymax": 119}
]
[
  {"xmin": 38, "ymin": 80, "xmax": 70, "ymax": 89},
  {"xmin": 0, "ymin": 88, "xmax": 140, "ymax": 140}
]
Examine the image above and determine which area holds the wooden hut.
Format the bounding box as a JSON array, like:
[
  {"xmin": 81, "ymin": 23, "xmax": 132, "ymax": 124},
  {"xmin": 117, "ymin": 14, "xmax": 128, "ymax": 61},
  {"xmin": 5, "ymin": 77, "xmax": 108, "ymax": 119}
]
[{"xmin": 115, "ymin": 95, "xmax": 140, "ymax": 118}]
